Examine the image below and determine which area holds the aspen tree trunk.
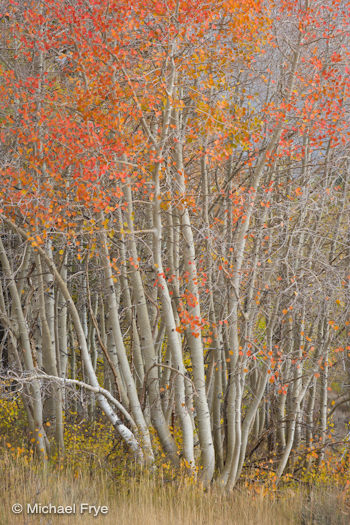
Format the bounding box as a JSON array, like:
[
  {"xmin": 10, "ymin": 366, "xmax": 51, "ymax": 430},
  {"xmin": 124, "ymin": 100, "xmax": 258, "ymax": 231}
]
[
  {"xmin": 0, "ymin": 278, "xmax": 37, "ymax": 436},
  {"xmin": 105, "ymin": 316, "xmax": 129, "ymax": 406},
  {"xmin": 15, "ymin": 244, "xmax": 31, "ymax": 297},
  {"xmin": 95, "ymin": 293, "xmax": 126, "ymax": 402},
  {"xmin": 276, "ymin": 397, "xmax": 300, "ymax": 480},
  {"xmin": 0, "ymin": 237, "xmax": 48, "ymax": 458},
  {"xmin": 276, "ymin": 330, "xmax": 319, "ymax": 481},
  {"xmin": 36, "ymin": 254, "xmax": 64, "ymax": 453},
  {"xmin": 319, "ymin": 346, "xmax": 329, "ymax": 464},
  {"xmin": 46, "ymin": 246, "xmax": 64, "ymax": 438},
  {"xmin": 275, "ymin": 375, "xmax": 312, "ymax": 481},
  {"xmin": 284, "ymin": 314, "xmax": 295, "ymax": 444},
  {"xmin": 152, "ymin": 157, "xmax": 195, "ymax": 467},
  {"xmin": 123, "ymin": 181, "xmax": 178, "ymax": 463},
  {"xmin": 34, "ymin": 9, "xmax": 63, "ymax": 448},
  {"xmin": 118, "ymin": 219, "xmax": 144, "ymax": 394},
  {"xmin": 236, "ymin": 371, "xmax": 268, "ymax": 483},
  {"xmin": 160, "ymin": 335, "xmax": 172, "ymax": 415},
  {"xmin": 79, "ymin": 274, "xmax": 89, "ymax": 417},
  {"xmin": 99, "ymin": 225, "xmax": 154, "ymax": 462},
  {"xmin": 305, "ymin": 377, "xmax": 316, "ymax": 448},
  {"xmin": 211, "ymin": 317, "xmax": 224, "ymax": 472},
  {"xmin": 229, "ymin": 206, "xmax": 270, "ymax": 479},
  {"xmin": 277, "ymin": 387, "xmax": 288, "ymax": 451},
  {"xmin": 291, "ymin": 312, "xmax": 305, "ymax": 458},
  {"xmin": 225, "ymin": 377, "xmax": 243, "ymax": 490},
  {"xmin": 87, "ymin": 292, "xmax": 98, "ymax": 420},
  {"xmin": 97, "ymin": 300, "xmax": 112, "ymax": 395},
  {"xmin": 174, "ymin": 132, "xmax": 215, "ymax": 483},
  {"xmin": 68, "ymin": 328, "xmax": 78, "ymax": 413},
  {"xmin": 221, "ymin": 377, "xmax": 236, "ymax": 485},
  {"xmin": 57, "ymin": 252, "xmax": 68, "ymax": 382}
]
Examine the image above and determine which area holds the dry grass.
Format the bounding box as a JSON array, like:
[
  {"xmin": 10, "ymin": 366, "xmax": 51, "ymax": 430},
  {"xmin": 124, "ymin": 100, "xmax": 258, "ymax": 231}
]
[{"xmin": 1, "ymin": 453, "xmax": 349, "ymax": 525}]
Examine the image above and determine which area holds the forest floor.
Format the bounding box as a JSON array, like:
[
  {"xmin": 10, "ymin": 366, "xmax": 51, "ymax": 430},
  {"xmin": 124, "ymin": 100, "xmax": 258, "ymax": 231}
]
[{"xmin": 1, "ymin": 453, "xmax": 350, "ymax": 525}]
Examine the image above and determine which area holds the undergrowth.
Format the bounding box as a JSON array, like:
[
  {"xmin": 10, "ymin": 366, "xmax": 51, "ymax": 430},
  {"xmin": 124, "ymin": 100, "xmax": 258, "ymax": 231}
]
[{"xmin": 1, "ymin": 397, "xmax": 350, "ymax": 524}]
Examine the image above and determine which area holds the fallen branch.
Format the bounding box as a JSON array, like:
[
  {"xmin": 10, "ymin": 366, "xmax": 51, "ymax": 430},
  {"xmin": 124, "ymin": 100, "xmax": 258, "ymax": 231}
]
[{"xmin": 0, "ymin": 371, "xmax": 137, "ymax": 431}]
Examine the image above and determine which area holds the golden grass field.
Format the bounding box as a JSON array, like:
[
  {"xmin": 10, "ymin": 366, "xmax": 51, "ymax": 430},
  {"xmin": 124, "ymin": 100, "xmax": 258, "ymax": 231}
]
[{"xmin": 1, "ymin": 453, "xmax": 350, "ymax": 525}]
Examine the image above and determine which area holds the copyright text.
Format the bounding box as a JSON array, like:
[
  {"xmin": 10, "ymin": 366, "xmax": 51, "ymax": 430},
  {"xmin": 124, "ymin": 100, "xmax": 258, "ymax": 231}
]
[{"xmin": 11, "ymin": 503, "xmax": 109, "ymax": 516}]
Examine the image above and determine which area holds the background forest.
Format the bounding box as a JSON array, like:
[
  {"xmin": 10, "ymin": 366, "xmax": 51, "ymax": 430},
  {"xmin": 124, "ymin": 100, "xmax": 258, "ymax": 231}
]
[{"xmin": 0, "ymin": 0, "xmax": 349, "ymax": 522}]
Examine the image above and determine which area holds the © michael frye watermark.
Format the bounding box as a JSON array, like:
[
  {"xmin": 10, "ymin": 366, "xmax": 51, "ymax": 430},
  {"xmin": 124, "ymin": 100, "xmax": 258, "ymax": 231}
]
[{"xmin": 11, "ymin": 502, "xmax": 109, "ymax": 517}]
